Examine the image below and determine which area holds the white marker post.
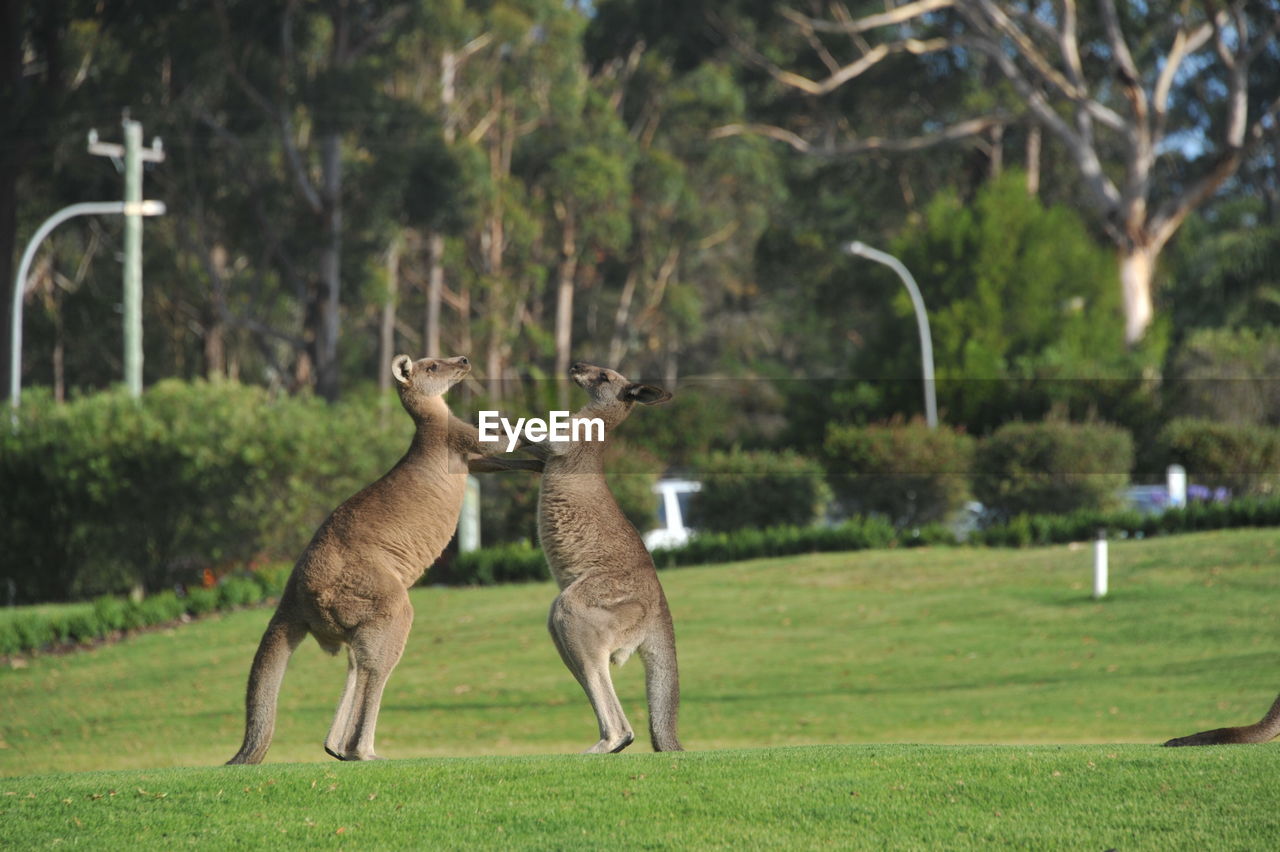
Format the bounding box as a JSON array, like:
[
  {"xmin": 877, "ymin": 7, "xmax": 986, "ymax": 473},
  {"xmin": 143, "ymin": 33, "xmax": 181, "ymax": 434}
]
[{"xmin": 1093, "ymin": 528, "xmax": 1108, "ymax": 599}]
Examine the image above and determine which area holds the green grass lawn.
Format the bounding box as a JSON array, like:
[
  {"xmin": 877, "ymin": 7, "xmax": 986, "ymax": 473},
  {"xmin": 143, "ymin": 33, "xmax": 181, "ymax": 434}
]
[
  {"xmin": 1, "ymin": 529, "xmax": 1276, "ymax": 848},
  {"xmin": 3, "ymin": 745, "xmax": 1277, "ymax": 850}
]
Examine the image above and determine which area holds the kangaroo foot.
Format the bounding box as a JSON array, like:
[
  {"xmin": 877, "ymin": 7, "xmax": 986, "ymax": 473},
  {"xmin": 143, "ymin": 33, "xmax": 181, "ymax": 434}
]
[
  {"xmin": 584, "ymin": 731, "xmax": 634, "ymax": 754},
  {"xmin": 325, "ymin": 746, "xmax": 385, "ymax": 761}
]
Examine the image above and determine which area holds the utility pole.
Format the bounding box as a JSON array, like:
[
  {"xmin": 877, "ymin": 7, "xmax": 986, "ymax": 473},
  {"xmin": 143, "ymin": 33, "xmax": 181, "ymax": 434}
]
[{"xmin": 88, "ymin": 113, "xmax": 165, "ymax": 397}]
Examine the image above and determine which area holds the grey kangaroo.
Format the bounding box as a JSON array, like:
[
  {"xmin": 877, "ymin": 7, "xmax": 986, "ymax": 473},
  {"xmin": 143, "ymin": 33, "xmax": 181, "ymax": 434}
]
[
  {"xmin": 479, "ymin": 362, "xmax": 682, "ymax": 753},
  {"xmin": 227, "ymin": 354, "xmax": 501, "ymax": 765},
  {"xmin": 1165, "ymin": 693, "xmax": 1280, "ymax": 746}
]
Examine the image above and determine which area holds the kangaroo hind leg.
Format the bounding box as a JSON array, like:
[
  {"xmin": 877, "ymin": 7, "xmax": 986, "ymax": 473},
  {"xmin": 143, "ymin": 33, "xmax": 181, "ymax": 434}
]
[
  {"xmin": 548, "ymin": 596, "xmax": 634, "ymax": 754},
  {"xmin": 333, "ymin": 598, "xmax": 414, "ymax": 761}
]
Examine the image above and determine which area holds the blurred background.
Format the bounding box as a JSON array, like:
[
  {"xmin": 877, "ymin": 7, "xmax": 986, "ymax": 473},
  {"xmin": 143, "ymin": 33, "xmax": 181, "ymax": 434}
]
[{"xmin": 3, "ymin": 1, "xmax": 1279, "ymax": 605}]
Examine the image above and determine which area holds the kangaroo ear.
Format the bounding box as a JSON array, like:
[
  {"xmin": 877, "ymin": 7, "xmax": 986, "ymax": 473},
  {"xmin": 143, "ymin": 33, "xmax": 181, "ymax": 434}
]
[
  {"xmin": 621, "ymin": 383, "xmax": 672, "ymax": 405},
  {"xmin": 391, "ymin": 355, "xmax": 414, "ymax": 385}
]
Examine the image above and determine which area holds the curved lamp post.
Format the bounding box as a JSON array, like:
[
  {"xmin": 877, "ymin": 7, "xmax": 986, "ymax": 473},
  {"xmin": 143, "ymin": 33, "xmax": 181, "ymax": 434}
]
[
  {"xmin": 9, "ymin": 199, "xmax": 167, "ymax": 428},
  {"xmin": 842, "ymin": 240, "xmax": 937, "ymax": 429}
]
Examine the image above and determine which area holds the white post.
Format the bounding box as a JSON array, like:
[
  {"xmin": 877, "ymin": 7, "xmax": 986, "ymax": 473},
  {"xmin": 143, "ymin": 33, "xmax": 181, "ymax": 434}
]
[
  {"xmin": 1093, "ymin": 529, "xmax": 1108, "ymax": 599},
  {"xmin": 458, "ymin": 474, "xmax": 481, "ymax": 553},
  {"xmin": 1167, "ymin": 464, "xmax": 1187, "ymax": 508}
]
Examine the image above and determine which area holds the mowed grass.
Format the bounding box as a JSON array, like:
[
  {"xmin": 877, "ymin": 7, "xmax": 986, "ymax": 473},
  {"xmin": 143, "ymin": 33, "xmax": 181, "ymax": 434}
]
[
  {"xmin": 3, "ymin": 745, "xmax": 1278, "ymax": 850},
  {"xmin": 0, "ymin": 529, "xmax": 1277, "ymax": 848}
]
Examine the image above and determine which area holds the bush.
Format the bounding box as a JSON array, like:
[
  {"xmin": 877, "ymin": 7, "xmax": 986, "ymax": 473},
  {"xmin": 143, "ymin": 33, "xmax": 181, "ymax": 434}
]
[
  {"xmin": 1158, "ymin": 418, "xmax": 1280, "ymax": 498},
  {"xmin": 434, "ymin": 542, "xmax": 549, "ymax": 586},
  {"xmin": 92, "ymin": 596, "xmax": 129, "ymax": 632},
  {"xmin": 973, "ymin": 421, "xmax": 1133, "ymax": 519},
  {"xmin": 217, "ymin": 576, "xmax": 265, "ymax": 609},
  {"xmin": 687, "ymin": 449, "xmax": 831, "ymax": 533},
  {"xmin": 823, "ymin": 421, "xmax": 975, "ymax": 527},
  {"xmin": 0, "ymin": 381, "xmax": 413, "ymax": 604},
  {"xmin": 973, "ymin": 494, "xmax": 1280, "ymax": 547},
  {"xmin": 183, "ymin": 587, "xmax": 220, "ymax": 616}
]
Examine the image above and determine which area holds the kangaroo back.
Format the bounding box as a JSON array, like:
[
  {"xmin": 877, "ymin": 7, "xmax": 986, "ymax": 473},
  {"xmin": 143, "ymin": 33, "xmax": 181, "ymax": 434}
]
[{"xmin": 227, "ymin": 616, "xmax": 308, "ymax": 765}]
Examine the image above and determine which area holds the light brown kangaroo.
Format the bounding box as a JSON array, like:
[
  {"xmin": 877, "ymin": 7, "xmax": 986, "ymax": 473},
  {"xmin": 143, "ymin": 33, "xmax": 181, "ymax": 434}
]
[
  {"xmin": 489, "ymin": 362, "xmax": 682, "ymax": 754},
  {"xmin": 1164, "ymin": 692, "xmax": 1280, "ymax": 746},
  {"xmin": 227, "ymin": 354, "xmax": 499, "ymax": 765}
]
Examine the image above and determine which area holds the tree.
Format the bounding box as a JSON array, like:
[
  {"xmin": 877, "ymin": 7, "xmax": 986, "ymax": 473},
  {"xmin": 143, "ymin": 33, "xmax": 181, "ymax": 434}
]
[
  {"xmin": 720, "ymin": 0, "xmax": 1280, "ymax": 345},
  {"xmin": 855, "ymin": 171, "xmax": 1132, "ymax": 431}
]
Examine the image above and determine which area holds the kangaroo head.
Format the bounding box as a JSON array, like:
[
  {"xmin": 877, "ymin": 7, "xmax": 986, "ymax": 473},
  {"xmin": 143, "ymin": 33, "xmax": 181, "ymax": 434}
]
[
  {"xmin": 569, "ymin": 362, "xmax": 671, "ymax": 427},
  {"xmin": 392, "ymin": 354, "xmax": 470, "ymax": 421}
]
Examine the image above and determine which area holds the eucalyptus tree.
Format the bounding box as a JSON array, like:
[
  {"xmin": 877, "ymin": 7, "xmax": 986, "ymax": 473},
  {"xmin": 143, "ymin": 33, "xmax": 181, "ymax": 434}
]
[{"xmin": 721, "ymin": 0, "xmax": 1280, "ymax": 346}]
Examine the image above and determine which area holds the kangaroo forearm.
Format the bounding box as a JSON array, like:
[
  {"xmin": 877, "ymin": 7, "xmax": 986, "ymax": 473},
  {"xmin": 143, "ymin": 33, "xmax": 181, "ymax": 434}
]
[{"xmin": 468, "ymin": 456, "xmax": 546, "ymax": 474}]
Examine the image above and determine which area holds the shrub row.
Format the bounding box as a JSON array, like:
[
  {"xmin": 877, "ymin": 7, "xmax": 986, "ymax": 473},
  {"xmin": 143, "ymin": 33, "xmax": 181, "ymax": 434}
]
[
  {"xmin": 0, "ymin": 566, "xmax": 289, "ymax": 658},
  {"xmin": 820, "ymin": 418, "xmax": 1280, "ymax": 527},
  {"xmin": 974, "ymin": 494, "xmax": 1280, "ymax": 548},
  {"xmin": 438, "ymin": 493, "xmax": 1280, "ymax": 586},
  {"xmin": 651, "ymin": 516, "xmax": 897, "ymax": 568},
  {"xmin": 687, "ymin": 448, "xmax": 832, "ymax": 533},
  {"xmin": 1, "ymin": 381, "xmax": 412, "ymax": 603}
]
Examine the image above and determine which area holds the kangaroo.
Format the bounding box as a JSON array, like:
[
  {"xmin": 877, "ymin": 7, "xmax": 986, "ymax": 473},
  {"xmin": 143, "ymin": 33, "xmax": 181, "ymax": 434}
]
[
  {"xmin": 488, "ymin": 362, "xmax": 682, "ymax": 754},
  {"xmin": 227, "ymin": 354, "xmax": 500, "ymax": 765},
  {"xmin": 1164, "ymin": 693, "xmax": 1280, "ymax": 746}
]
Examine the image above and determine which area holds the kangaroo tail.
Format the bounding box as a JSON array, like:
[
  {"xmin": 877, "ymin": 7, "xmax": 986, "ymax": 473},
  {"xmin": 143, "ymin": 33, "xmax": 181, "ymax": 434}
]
[
  {"xmin": 641, "ymin": 616, "xmax": 683, "ymax": 752},
  {"xmin": 227, "ymin": 616, "xmax": 307, "ymax": 765},
  {"xmin": 1164, "ymin": 691, "xmax": 1280, "ymax": 747}
]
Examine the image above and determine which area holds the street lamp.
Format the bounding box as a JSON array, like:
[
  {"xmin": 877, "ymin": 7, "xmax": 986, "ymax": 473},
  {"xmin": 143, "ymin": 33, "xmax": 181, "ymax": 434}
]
[
  {"xmin": 9, "ymin": 199, "xmax": 167, "ymax": 429},
  {"xmin": 843, "ymin": 240, "xmax": 938, "ymax": 429}
]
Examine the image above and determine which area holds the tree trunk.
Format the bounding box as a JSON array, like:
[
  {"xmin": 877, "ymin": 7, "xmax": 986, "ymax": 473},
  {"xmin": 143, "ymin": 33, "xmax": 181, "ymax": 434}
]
[
  {"xmin": 553, "ymin": 204, "xmax": 578, "ymax": 408},
  {"xmin": 425, "ymin": 231, "xmax": 443, "ymax": 355},
  {"xmin": 1119, "ymin": 242, "xmax": 1156, "ymax": 346},
  {"xmin": 1025, "ymin": 125, "xmax": 1041, "ymax": 196},
  {"xmin": 0, "ymin": 0, "xmax": 26, "ymax": 396},
  {"xmin": 607, "ymin": 266, "xmax": 639, "ymax": 366},
  {"xmin": 204, "ymin": 245, "xmax": 228, "ymax": 380},
  {"xmin": 379, "ymin": 237, "xmax": 400, "ymax": 392},
  {"xmin": 315, "ymin": 131, "xmax": 343, "ymax": 401}
]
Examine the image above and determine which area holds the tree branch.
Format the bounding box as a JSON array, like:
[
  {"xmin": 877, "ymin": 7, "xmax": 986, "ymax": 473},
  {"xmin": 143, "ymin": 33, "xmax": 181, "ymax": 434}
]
[
  {"xmin": 779, "ymin": 0, "xmax": 956, "ymax": 35},
  {"xmin": 709, "ymin": 115, "xmax": 1006, "ymax": 156}
]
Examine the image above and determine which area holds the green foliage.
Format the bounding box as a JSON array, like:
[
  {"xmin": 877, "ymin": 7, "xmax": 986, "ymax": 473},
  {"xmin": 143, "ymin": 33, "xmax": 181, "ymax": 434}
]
[
  {"xmin": 687, "ymin": 448, "xmax": 831, "ymax": 532},
  {"xmin": 972, "ymin": 421, "xmax": 1134, "ymax": 519},
  {"xmin": 0, "ymin": 569, "xmax": 282, "ymax": 658},
  {"xmin": 1163, "ymin": 199, "xmax": 1280, "ymax": 333},
  {"xmin": 1165, "ymin": 326, "xmax": 1280, "ymax": 425},
  {"xmin": 652, "ymin": 516, "xmax": 897, "ymax": 568},
  {"xmin": 973, "ymin": 494, "xmax": 1280, "ymax": 547},
  {"xmin": 1158, "ymin": 418, "xmax": 1280, "ymax": 498},
  {"xmin": 823, "ymin": 421, "xmax": 975, "ymax": 526},
  {"xmin": 435, "ymin": 542, "xmax": 550, "ymax": 587},
  {"xmin": 0, "ymin": 382, "xmax": 410, "ymax": 603},
  {"xmin": 850, "ymin": 172, "xmax": 1139, "ymax": 431}
]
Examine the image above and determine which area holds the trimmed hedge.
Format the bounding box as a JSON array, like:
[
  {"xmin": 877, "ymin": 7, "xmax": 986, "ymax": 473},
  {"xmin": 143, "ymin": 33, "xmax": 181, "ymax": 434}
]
[
  {"xmin": 1, "ymin": 381, "xmax": 413, "ymax": 603},
  {"xmin": 651, "ymin": 516, "xmax": 897, "ymax": 568},
  {"xmin": 688, "ymin": 449, "xmax": 832, "ymax": 533},
  {"xmin": 0, "ymin": 566, "xmax": 289, "ymax": 658},
  {"xmin": 973, "ymin": 494, "xmax": 1280, "ymax": 547},
  {"xmin": 823, "ymin": 421, "xmax": 975, "ymax": 527},
  {"xmin": 1158, "ymin": 418, "xmax": 1280, "ymax": 498},
  {"xmin": 973, "ymin": 421, "xmax": 1133, "ymax": 519},
  {"xmin": 433, "ymin": 542, "xmax": 549, "ymax": 586}
]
